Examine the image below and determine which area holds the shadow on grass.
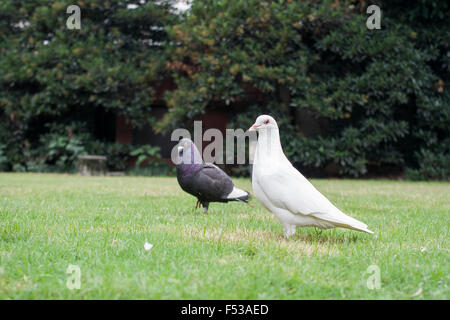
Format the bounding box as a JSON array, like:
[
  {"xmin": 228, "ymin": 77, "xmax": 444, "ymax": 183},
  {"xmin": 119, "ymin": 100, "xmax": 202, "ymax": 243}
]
[
  {"xmin": 291, "ymin": 228, "xmax": 363, "ymax": 244},
  {"xmin": 176, "ymin": 208, "xmax": 370, "ymax": 245}
]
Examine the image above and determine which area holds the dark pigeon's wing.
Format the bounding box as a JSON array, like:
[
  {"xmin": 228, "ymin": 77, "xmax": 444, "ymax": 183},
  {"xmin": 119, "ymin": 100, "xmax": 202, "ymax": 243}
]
[{"xmin": 190, "ymin": 163, "xmax": 234, "ymax": 201}]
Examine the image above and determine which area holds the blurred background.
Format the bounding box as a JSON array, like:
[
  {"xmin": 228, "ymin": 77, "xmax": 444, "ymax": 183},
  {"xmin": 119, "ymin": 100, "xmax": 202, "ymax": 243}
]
[{"xmin": 0, "ymin": 0, "xmax": 448, "ymax": 180}]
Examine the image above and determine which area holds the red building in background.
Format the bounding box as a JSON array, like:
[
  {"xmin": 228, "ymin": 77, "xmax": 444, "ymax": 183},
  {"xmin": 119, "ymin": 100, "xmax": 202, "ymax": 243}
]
[{"xmin": 109, "ymin": 76, "xmax": 266, "ymax": 162}]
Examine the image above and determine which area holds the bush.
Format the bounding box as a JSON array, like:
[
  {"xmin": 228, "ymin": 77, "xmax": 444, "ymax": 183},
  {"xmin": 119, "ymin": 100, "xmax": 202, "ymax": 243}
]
[
  {"xmin": 0, "ymin": 145, "xmax": 9, "ymax": 171},
  {"xmin": 86, "ymin": 141, "xmax": 132, "ymax": 172},
  {"xmin": 0, "ymin": 118, "xmax": 162, "ymax": 173},
  {"xmin": 161, "ymin": 0, "xmax": 449, "ymax": 179},
  {"xmin": 1, "ymin": 0, "xmax": 448, "ymax": 179},
  {"xmin": 406, "ymin": 145, "xmax": 450, "ymax": 181},
  {"xmin": 0, "ymin": 0, "xmax": 177, "ymax": 172},
  {"xmin": 129, "ymin": 145, "xmax": 162, "ymax": 167},
  {"xmin": 126, "ymin": 163, "xmax": 176, "ymax": 177}
]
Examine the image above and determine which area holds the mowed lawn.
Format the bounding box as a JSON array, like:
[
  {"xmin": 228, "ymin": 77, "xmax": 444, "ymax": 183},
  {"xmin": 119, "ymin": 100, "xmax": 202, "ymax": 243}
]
[{"xmin": 0, "ymin": 173, "xmax": 448, "ymax": 299}]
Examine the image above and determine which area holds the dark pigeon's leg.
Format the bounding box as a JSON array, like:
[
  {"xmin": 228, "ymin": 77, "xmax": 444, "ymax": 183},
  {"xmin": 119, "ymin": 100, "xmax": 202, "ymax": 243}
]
[
  {"xmin": 195, "ymin": 200, "xmax": 200, "ymax": 209},
  {"xmin": 202, "ymin": 202, "xmax": 209, "ymax": 213}
]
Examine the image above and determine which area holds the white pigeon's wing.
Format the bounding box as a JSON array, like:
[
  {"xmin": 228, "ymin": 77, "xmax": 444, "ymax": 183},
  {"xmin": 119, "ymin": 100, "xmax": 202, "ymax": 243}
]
[
  {"xmin": 255, "ymin": 161, "xmax": 332, "ymax": 214},
  {"xmin": 255, "ymin": 161, "xmax": 369, "ymax": 230}
]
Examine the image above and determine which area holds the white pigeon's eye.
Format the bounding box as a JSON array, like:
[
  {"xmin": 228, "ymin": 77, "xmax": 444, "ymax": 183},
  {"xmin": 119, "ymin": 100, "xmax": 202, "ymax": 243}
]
[{"xmin": 264, "ymin": 119, "xmax": 270, "ymax": 125}]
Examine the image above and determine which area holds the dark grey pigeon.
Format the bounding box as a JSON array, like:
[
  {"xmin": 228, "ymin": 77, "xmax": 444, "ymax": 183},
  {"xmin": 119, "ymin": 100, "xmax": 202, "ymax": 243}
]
[{"xmin": 175, "ymin": 138, "xmax": 250, "ymax": 212}]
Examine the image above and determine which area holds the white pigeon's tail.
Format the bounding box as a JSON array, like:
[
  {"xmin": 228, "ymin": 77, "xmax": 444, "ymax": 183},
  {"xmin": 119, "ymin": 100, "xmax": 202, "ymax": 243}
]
[
  {"xmin": 312, "ymin": 211, "xmax": 374, "ymax": 234},
  {"xmin": 341, "ymin": 224, "xmax": 374, "ymax": 234},
  {"xmin": 226, "ymin": 187, "xmax": 250, "ymax": 202}
]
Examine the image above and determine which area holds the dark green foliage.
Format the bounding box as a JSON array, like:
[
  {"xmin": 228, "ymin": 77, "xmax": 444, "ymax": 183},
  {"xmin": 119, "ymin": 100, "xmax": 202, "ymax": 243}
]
[
  {"xmin": 7, "ymin": 121, "xmax": 132, "ymax": 172},
  {"xmin": 162, "ymin": 0, "xmax": 449, "ymax": 179},
  {"xmin": 0, "ymin": 0, "xmax": 176, "ymax": 172},
  {"xmin": 0, "ymin": 0, "xmax": 448, "ymax": 179},
  {"xmin": 0, "ymin": 145, "xmax": 9, "ymax": 171},
  {"xmin": 406, "ymin": 141, "xmax": 450, "ymax": 181},
  {"xmin": 126, "ymin": 162, "xmax": 176, "ymax": 176},
  {"xmin": 130, "ymin": 144, "xmax": 161, "ymax": 166},
  {"xmin": 85, "ymin": 140, "xmax": 132, "ymax": 172},
  {"xmin": 32, "ymin": 123, "xmax": 87, "ymax": 172}
]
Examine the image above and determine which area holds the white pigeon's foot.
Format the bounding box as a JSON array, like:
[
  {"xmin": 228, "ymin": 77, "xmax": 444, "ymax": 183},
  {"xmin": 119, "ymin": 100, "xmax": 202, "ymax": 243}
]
[{"xmin": 283, "ymin": 224, "xmax": 296, "ymax": 239}]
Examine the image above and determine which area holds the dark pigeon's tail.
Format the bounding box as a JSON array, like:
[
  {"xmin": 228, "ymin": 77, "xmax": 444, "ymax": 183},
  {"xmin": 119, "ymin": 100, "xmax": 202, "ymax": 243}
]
[{"xmin": 226, "ymin": 187, "xmax": 251, "ymax": 203}]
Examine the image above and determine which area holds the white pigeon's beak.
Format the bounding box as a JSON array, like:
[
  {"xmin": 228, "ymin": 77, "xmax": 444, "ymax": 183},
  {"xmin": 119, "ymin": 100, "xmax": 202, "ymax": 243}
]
[
  {"xmin": 177, "ymin": 146, "xmax": 183, "ymax": 153},
  {"xmin": 248, "ymin": 124, "xmax": 260, "ymax": 132}
]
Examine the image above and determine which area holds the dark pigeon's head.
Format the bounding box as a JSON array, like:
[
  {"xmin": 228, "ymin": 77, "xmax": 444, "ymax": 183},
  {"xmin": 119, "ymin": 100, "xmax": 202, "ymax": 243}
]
[{"xmin": 176, "ymin": 138, "xmax": 203, "ymax": 166}]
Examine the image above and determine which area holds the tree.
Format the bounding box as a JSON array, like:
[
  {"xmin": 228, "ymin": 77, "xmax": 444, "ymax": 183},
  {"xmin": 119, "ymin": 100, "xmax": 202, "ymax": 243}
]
[
  {"xmin": 162, "ymin": 0, "xmax": 449, "ymax": 179},
  {"xmin": 0, "ymin": 0, "xmax": 178, "ymax": 171}
]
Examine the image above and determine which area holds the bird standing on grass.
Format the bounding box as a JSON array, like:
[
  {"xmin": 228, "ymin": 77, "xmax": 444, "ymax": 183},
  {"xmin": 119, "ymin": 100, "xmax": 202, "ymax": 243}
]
[
  {"xmin": 175, "ymin": 138, "xmax": 250, "ymax": 212},
  {"xmin": 249, "ymin": 115, "xmax": 374, "ymax": 238}
]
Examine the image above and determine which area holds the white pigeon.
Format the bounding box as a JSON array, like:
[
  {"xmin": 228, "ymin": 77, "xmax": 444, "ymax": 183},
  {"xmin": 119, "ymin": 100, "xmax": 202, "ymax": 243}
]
[{"xmin": 249, "ymin": 115, "xmax": 374, "ymax": 238}]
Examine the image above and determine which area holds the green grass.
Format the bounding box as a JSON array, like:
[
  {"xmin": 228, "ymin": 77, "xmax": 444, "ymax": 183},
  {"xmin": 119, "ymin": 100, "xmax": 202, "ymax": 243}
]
[{"xmin": 0, "ymin": 173, "xmax": 448, "ymax": 299}]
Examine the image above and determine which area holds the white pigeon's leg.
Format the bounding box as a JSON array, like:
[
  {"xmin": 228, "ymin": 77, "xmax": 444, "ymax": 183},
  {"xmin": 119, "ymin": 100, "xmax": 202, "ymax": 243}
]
[
  {"xmin": 283, "ymin": 224, "xmax": 291, "ymax": 239},
  {"xmin": 289, "ymin": 224, "xmax": 296, "ymax": 237},
  {"xmin": 283, "ymin": 223, "xmax": 296, "ymax": 239}
]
